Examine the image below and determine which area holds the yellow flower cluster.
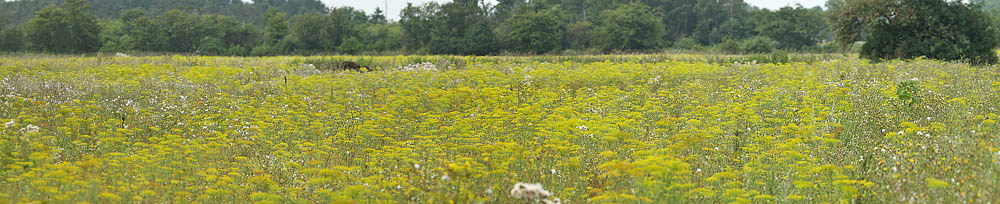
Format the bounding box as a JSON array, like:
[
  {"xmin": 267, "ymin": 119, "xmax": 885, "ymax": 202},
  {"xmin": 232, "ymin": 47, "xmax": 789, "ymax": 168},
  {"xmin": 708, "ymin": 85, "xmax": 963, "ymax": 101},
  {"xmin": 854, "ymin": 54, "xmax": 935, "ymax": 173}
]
[{"xmin": 0, "ymin": 55, "xmax": 997, "ymax": 203}]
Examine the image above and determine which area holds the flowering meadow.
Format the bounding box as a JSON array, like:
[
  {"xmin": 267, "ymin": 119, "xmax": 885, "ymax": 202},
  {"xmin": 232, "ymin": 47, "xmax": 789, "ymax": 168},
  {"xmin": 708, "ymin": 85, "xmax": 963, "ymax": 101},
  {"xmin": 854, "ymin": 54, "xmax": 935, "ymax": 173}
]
[{"xmin": 0, "ymin": 55, "xmax": 998, "ymax": 203}]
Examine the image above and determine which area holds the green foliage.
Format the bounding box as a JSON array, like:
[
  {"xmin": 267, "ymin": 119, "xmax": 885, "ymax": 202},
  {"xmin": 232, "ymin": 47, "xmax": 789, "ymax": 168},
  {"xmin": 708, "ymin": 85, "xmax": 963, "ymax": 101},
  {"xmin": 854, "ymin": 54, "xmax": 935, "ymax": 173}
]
[
  {"xmin": 98, "ymin": 20, "xmax": 130, "ymax": 53},
  {"xmin": 400, "ymin": 3, "xmax": 437, "ymax": 53},
  {"xmin": 197, "ymin": 36, "xmax": 224, "ymax": 55},
  {"xmin": 291, "ymin": 13, "xmax": 331, "ymax": 51},
  {"xmin": 336, "ymin": 36, "xmax": 364, "ymax": 54},
  {"xmin": 224, "ymin": 44, "xmax": 249, "ymax": 56},
  {"xmin": 597, "ymin": 2, "xmax": 665, "ymax": 51},
  {"xmin": 896, "ymin": 80, "xmax": 921, "ymax": 107},
  {"xmin": 674, "ymin": 37, "xmax": 703, "ymax": 51},
  {"xmin": 740, "ymin": 36, "xmax": 777, "ymax": 54},
  {"xmin": 565, "ymin": 21, "xmax": 595, "ymax": 50},
  {"xmin": 834, "ymin": 0, "xmax": 1000, "ymax": 64},
  {"xmin": 425, "ymin": 1, "xmax": 498, "ymax": 55},
  {"xmin": 0, "ymin": 0, "xmax": 327, "ymax": 26},
  {"xmin": 0, "ymin": 26, "xmax": 25, "ymax": 52},
  {"xmin": 161, "ymin": 10, "xmax": 200, "ymax": 52},
  {"xmin": 120, "ymin": 9, "xmax": 166, "ymax": 51},
  {"xmin": 501, "ymin": 11, "xmax": 562, "ymax": 54},
  {"xmin": 363, "ymin": 23, "xmax": 403, "ymax": 52},
  {"xmin": 263, "ymin": 7, "xmax": 289, "ymax": 47},
  {"xmin": 292, "ymin": 8, "xmax": 367, "ymax": 52},
  {"xmin": 27, "ymin": 0, "xmax": 102, "ymax": 53},
  {"xmin": 716, "ymin": 38, "xmax": 741, "ymax": 54},
  {"xmin": 250, "ymin": 44, "xmax": 276, "ymax": 56},
  {"xmin": 0, "ymin": 0, "xmax": 902, "ymax": 56},
  {"xmin": 752, "ymin": 6, "xmax": 827, "ymax": 50}
]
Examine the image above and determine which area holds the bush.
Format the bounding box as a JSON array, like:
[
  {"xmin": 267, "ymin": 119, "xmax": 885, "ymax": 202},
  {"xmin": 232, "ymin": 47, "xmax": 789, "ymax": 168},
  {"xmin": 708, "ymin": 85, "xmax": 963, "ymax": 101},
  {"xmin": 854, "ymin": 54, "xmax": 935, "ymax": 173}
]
[
  {"xmin": 336, "ymin": 36, "xmax": 364, "ymax": 55},
  {"xmin": 674, "ymin": 36, "xmax": 704, "ymax": 51},
  {"xmin": 834, "ymin": 0, "xmax": 1000, "ymax": 64},
  {"xmin": 741, "ymin": 36, "xmax": 776, "ymax": 54},
  {"xmin": 197, "ymin": 36, "xmax": 223, "ymax": 55},
  {"xmin": 0, "ymin": 26, "xmax": 26, "ymax": 52},
  {"xmin": 224, "ymin": 44, "xmax": 248, "ymax": 56},
  {"xmin": 716, "ymin": 38, "xmax": 741, "ymax": 54}
]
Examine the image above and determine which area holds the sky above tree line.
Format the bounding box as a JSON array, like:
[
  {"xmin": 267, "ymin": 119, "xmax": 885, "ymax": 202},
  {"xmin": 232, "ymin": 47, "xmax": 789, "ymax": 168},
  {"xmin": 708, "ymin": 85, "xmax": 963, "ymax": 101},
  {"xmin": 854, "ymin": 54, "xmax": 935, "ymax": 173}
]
[{"xmin": 322, "ymin": 0, "xmax": 827, "ymax": 21}]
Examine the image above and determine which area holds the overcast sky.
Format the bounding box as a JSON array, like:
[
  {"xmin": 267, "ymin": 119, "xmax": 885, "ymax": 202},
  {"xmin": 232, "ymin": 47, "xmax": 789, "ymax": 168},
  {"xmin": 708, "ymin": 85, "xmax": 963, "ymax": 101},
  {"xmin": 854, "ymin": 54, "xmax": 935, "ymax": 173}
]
[{"xmin": 320, "ymin": 0, "xmax": 828, "ymax": 21}]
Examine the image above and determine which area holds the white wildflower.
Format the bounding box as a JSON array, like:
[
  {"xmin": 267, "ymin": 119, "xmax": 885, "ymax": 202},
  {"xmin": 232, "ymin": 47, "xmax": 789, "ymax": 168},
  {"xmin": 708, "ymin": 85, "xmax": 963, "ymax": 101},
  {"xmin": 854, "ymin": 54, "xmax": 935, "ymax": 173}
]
[
  {"xmin": 24, "ymin": 124, "xmax": 39, "ymax": 133},
  {"xmin": 576, "ymin": 125, "xmax": 588, "ymax": 131},
  {"xmin": 4, "ymin": 120, "xmax": 13, "ymax": 128},
  {"xmin": 115, "ymin": 52, "xmax": 131, "ymax": 57},
  {"xmin": 511, "ymin": 183, "xmax": 551, "ymax": 200},
  {"xmin": 542, "ymin": 198, "xmax": 561, "ymax": 204},
  {"xmin": 398, "ymin": 62, "xmax": 438, "ymax": 71}
]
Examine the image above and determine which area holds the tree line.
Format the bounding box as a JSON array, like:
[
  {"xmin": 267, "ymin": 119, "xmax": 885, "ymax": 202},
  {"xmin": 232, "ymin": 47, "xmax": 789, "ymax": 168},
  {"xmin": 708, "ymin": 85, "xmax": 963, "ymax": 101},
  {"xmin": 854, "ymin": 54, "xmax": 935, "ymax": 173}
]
[
  {"xmin": 0, "ymin": 0, "xmax": 998, "ymax": 63},
  {"xmin": 0, "ymin": 0, "xmax": 837, "ymax": 55}
]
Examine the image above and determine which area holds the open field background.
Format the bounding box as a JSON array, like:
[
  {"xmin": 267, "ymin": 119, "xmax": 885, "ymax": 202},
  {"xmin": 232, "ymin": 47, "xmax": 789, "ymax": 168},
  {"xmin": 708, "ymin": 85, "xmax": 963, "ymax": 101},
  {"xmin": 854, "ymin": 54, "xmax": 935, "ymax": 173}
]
[{"xmin": 1, "ymin": 55, "xmax": 998, "ymax": 203}]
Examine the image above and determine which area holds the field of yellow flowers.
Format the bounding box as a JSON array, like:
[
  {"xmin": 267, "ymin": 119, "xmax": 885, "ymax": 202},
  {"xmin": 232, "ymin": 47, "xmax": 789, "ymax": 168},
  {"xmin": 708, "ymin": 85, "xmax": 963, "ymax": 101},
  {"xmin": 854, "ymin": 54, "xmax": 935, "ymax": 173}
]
[{"xmin": 0, "ymin": 55, "xmax": 998, "ymax": 203}]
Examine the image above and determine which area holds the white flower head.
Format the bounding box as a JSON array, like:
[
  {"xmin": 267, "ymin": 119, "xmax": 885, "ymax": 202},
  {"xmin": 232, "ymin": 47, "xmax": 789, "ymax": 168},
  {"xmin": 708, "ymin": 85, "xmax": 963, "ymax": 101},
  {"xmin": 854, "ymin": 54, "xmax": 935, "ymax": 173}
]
[
  {"xmin": 4, "ymin": 120, "xmax": 13, "ymax": 128},
  {"xmin": 511, "ymin": 183, "xmax": 551, "ymax": 200},
  {"xmin": 24, "ymin": 124, "xmax": 39, "ymax": 133}
]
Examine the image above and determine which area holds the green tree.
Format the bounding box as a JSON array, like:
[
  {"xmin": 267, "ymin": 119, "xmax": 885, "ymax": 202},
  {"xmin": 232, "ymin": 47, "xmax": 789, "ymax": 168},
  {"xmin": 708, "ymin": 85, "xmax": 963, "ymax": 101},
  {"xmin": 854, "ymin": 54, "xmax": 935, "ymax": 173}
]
[
  {"xmin": 161, "ymin": 10, "xmax": 201, "ymax": 52},
  {"xmin": 752, "ymin": 6, "xmax": 827, "ymax": 50},
  {"xmin": 27, "ymin": 0, "xmax": 102, "ymax": 53},
  {"xmin": 327, "ymin": 7, "xmax": 368, "ymax": 52},
  {"xmin": 833, "ymin": 0, "xmax": 1000, "ymax": 64},
  {"xmin": 426, "ymin": 0, "xmax": 497, "ymax": 55},
  {"xmin": 400, "ymin": 3, "xmax": 438, "ymax": 52},
  {"xmin": 198, "ymin": 14, "xmax": 260, "ymax": 55},
  {"xmin": 596, "ymin": 2, "xmax": 665, "ymax": 51},
  {"xmin": 363, "ymin": 23, "xmax": 403, "ymax": 52},
  {"xmin": 565, "ymin": 21, "xmax": 596, "ymax": 50},
  {"xmin": 501, "ymin": 11, "xmax": 563, "ymax": 54},
  {"xmin": 291, "ymin": 7, "xmax": 366, "ymax": 52},
  {"xmin": 258, "ymin": 7, "xmax": 291, "ymax": 55},
  {"xmin": 0, "ymin": 14, "xmax": 25, "ymax": 52},
  {"xmin": 370, "ymin": 8, "xmax": 388, "ymax": 24},
  {"xmin": 263, "ymin": 7, "xmax": 289, "ymax": 45},
  {"xmin": 291, "ymin": 13, "xmax": 333, "ymax": 51},
  {"xmin": 98, "ymin": 19, "xmax": 131, "ymax": 52},
  {"xmin": 336, "ymin": 36, "xmax": 364, "ymax": 54},
  {"xmin": 121, "ymin": 9, "xmax": 166, "ymax": 51},
  {"xmin": 0, "ymin": 26, "xmax": 25, "ymax": 52},
  {"xmin": 197, "ymin": 36, "xmax": 224, "ymax": 55}
]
